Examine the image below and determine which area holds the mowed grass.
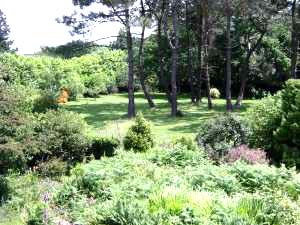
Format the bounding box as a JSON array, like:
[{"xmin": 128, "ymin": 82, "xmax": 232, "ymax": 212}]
[{"xmin": 64, "ymin": 93, "xmax": 258, "ymax": 141}]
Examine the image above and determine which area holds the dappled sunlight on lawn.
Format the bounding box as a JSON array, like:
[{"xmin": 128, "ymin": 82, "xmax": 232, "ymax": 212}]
[{"xmin": 64, "ymin": 93, "xmax": 257, "ymax": 140}]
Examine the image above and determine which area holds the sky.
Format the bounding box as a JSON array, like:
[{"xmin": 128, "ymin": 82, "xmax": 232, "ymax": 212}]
[{"xmin": 0, "ymin": 0, "xmax": 124, "ymax": 54}]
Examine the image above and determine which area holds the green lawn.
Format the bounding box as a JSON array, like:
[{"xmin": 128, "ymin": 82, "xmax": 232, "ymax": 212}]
[{"xmin": 64, "ymin": 93, "xmax": 257, "ymax": 141}]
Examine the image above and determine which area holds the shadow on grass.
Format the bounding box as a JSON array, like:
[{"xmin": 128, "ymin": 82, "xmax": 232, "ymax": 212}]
[{"xmin": 65, "ymin": 93, "xmax": 255, "ymax": 136}]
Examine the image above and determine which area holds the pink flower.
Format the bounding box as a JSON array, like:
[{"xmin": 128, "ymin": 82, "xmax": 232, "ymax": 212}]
[{"xmin": 225, "ymin": 145, "xmax": 269, "ymax": 164}]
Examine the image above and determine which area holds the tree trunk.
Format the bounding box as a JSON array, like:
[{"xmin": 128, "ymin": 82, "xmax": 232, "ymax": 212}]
[
  {"xmin": 235, "ymin": 32, "xmax": 265, "ymax": 109},
  {"xmin": 139, "ymin": 23, "xmax": 155, "ymax": 108},
  {"xmin": 125, "ymin": 9, "xmax": 135, "ymax": 118},
  {"xmin": 170, "ymin": 0, "xmax": 179, "ymax": 117},
  {"xmin": 203, "ymin": 5, "xmax": 212, "ymax": 110},
  {"xmin": 291, "ymin": 0, "xmax": 299, "ymax": 79},
  {"xmin": 186, "ymin": 1, "xmax": 196, "ymax": 103},
  {"xmin": 157, "ymin": 20, "xmax": 172, "ymax": 102},
  {"xmin": 225, "ymin": 0, "xmax": 233, "ymax": 111},
  {"xmin": 235, "ymin": 59, "xmax": 249, "ymax": 109},
  {"xmin": 195, "ymin": 3, "xmax": 203, "ymax": 103}
]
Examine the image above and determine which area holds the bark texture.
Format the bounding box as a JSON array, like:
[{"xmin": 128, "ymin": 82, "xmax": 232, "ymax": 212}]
[{"xmin": 125, "ymin": 8, "xmax": 135, "ymax": 118}]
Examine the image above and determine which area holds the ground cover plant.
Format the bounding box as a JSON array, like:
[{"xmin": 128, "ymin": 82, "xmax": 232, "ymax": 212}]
[{"xmin": 2, "ymin": 145, "xmax": 300, "ymax": 225}]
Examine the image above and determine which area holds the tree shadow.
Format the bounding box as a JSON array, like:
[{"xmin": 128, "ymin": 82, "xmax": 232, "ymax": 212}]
[{"xmin": 64, "ymin": 94, "xmax": 256, "ymax": 137}]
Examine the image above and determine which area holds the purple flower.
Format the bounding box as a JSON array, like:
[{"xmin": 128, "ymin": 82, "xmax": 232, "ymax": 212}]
[
  {"xmin": 225, "ymin": 145, "xmax": 269, "ymax": 165},
  {"xmin": 41, "ymin": 192, "xmax": 50, "ymax": 203}
]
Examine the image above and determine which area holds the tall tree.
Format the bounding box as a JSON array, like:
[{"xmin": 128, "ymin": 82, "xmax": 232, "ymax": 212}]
[
  {"xmin": 234, "ymin": 1, "xmax": 274, "ymax": 108},
  {"xmin": 202, "ymin": 0, "xmax": 213, "ymax": 109},
  {"xmin": 225, "ymin": 0, "xmax": 233, "ymax": 111},
  {"xmin": 0, "ymin": 9, "xmax": 13, "ymax": 52},
  {"xmin": 164, "ymin": 0, "xmax": 180, "ymax": 116},
  {"xmin": 290, "ymin": 0, "xmax": 300, "ymax": 79},
  {"xmin": 61, "ymin": 0, "xmax": 137, "ymax": 118},
  {"xmin": 186, "ymin": 0, "xmax": 196, "ymax": 103},
  {"xmin": 195, "ymin": 1, "xmax": 203, "ymax": 103},
  {"xmin": 125, "ymin": 4, "xmax": 136, "ymax": 118},
  {"xmin": 146, "ymin": 0, "xmax": 171, "ymax": 102},
  {"xmin": 138, "ymin": 0, "xmax": 156, "ymax": 108}
]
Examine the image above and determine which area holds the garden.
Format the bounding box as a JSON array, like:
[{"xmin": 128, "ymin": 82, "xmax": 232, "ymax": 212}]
[
  {"xmin": 0, "ymin": 48, "xmax": 300, "ymax": 224},
  {"xmin": 1, "ymin": 0, "xmax": 300, "ymax": 224}
]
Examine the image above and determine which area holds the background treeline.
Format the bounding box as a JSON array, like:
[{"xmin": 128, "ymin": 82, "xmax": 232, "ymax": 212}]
[
  {"xmin": 110, "ymin": 21, "xmax": 290, "ymax": 98},
  {"xmin": 0, "ymin": 47, "xmax": 127, "ymax": 101},
  {"xmin": 60, "ymin": 0, "xmax": 298, "ymax": 117}
]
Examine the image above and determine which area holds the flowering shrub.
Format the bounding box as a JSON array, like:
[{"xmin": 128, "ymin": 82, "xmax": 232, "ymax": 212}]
[
  {"xmin": 57, "ymin": 88, "xmax": 70, "ymax": 104},
  {"xmin": 197, "ymin": 114, "xmax": 250, "ymax": 161},
  {"xmin": 210, "ymin": 88, "xmax": 221, "ymax": 99},
  {"xmin": 225, "ymin": 145, "xmax": 269, "ymax": 165}
]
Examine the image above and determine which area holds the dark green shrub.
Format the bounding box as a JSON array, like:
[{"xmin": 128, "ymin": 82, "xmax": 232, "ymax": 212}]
[
  {"xmin": 0, "ymin": 176, "xmax": 10, "ymax": 204},
  {"xmin": 0, "ymin": 84, "xmax": 35, "ymax": 115},
  {"xmin": 0, "ymin": 140, "xmax": 27, "ymax": 174},
  {"xmin": 32, "ymin": 91, "xmax": 59, "ymax": 113},
  {"xmin": 247, "ymin": 93, "xmax": 282, "ymax": 155},
  {"xmin": 1, "ymin": 104, "xmax": 89, "ymax": 173},
  {"xmin": 89, "ymin": 136, "xmax": 120, "ymax": 159},
  {"xmin": 0, "ymin": 84, "xmax": 39, "ymax": 173},
  {"xmin": 274, "ymin": 79, "xmax": 300, "ymax": 167},
  {"xmin": 36, "ymin": 158, "xmax": 68, "ymax": 177},
  {"xmin": 124, "ymin": 113, "xmax": 154, "ymax": 152},
  {"xmin": 196, "ymin": 114, "xmax": 250, "ymax": 161},
  {"xmin": 35, "ymin": 110, "xmax": 89, "ymax": 162},
  {"xmin": 248, "ymin": 80, "xmax": 300, "ymax": 167}
]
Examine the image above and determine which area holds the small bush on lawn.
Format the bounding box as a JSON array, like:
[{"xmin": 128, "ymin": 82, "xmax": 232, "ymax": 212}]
[
  {"xmin": 0, "ymin": 176, "xmax": 10, "ymax": 204},
  {"xmin": 210, "ymin": 88, "xmax": 221, "ymax": 99},
  {"xmin": 225, "ymin": 145, "xmax": 269, "ymax": 165},
  {"xmin": 196, "ymin": 114, "xmax": 250, "ymax": 162},
  {"xmin": 35, "ymin": 110, "xmax": 89, "ymax": 163},
  {"xmin": 89, "ymin": 136, "xmax": 120, "ymax": 159},
  {"xmin": 36, "ymin": 158, "xmax": 68, "ymax": 178},
  {"xmin": 124, "ymin": 113, "xmax": 154, "ymax": 152}
]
